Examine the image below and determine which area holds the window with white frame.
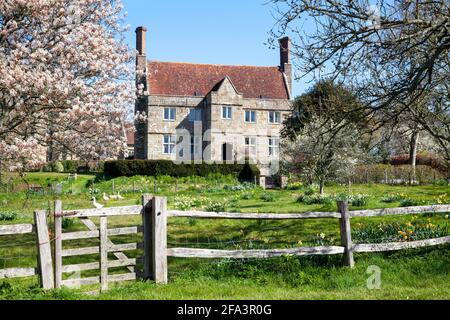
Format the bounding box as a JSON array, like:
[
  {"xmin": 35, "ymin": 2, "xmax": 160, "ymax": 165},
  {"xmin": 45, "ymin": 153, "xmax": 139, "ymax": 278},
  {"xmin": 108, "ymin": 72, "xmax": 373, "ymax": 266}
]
[
  {"xmin": 245, "ymin": 137, "xmax": 257, "ymax": 158},
  {"xmin": 188, "ymin": 108, "xmax": 202, "ymax": 122},
  {"xmin": 245, "ymin": 110, "xmax": 257, "ymax": 123},
  {"xmin": 268, "ymin": 111, "xmax": 281, "ymax": 124},
  {"xmin": 268, "ymin": 137, "xmax": 280, "ymax": 156},
  {"xmin": 163, "ymin": 107, "xmax": 176, "ymax": 121},
  {"xmin": 163, "ymin": 135, "xmax": 176, "ymax": 154},
  {"xmin": 222, "ymin": 106, "xmax": 232, "ymax": 119}
]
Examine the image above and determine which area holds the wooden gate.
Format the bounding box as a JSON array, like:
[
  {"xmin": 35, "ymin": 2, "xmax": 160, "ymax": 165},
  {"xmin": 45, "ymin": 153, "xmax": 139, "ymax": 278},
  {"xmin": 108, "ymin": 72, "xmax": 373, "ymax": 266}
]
[{"xmin": 53, "ymin": 195, "xmax": 157, "ymax": 292}]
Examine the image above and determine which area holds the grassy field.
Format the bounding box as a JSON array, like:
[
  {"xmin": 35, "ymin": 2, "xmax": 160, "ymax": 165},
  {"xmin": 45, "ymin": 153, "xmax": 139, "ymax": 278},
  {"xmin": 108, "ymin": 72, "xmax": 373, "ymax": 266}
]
[{"xmin": 0, "ymin": 172, "xmax": 449, "ymax": 300}]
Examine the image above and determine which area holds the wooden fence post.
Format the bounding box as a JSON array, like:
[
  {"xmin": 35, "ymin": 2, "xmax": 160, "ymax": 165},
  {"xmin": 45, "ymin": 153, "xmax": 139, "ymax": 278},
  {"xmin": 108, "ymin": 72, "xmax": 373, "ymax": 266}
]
[
  {"xmin": 151, "ymin": 196, "xmax": 168, "ymax": 284},
  {"xmin": 100, "ymin": 216, "xmax": 108, "ymax": 292},
  {"xmin": 142, "ymin": 194, "xmax": 153, "ymax": 280},
  {"xmin": 34, "ymin": 210, "xmax": 54, "ymax": 289},
  {"xmin": 54, "ymin": 200, "xmax": 62, "ymax": 288},
  {"xmin": 337, "ymin": 201, "xmax": 355, "ymax": 268}
]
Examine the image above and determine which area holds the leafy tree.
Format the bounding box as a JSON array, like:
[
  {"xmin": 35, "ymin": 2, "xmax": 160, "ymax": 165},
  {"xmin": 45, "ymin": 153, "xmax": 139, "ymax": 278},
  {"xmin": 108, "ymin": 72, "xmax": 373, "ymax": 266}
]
[{"xmin": 282, "ymin": 81, "xmax": 367, "ymax": 194}]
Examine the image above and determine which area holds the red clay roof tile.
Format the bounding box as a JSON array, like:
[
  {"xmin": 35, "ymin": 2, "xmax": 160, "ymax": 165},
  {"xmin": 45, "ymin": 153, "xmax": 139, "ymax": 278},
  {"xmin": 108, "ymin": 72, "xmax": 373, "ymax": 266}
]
[{"xmin": 147, "ymin": 61, "xmax": 289, "ymax": 100}]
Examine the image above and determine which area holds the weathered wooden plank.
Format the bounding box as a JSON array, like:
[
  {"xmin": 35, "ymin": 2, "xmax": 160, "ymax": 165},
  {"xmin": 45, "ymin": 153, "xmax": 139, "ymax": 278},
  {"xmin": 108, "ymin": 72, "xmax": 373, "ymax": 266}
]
[
  {"xmin": 61, "ymin": 230, "xmax": 100, "ymax": 241},
  {"xmin": 61, "ymin": 276, "xmax": 100, "ymax": 288},
  {"xmin": 0, "ymin": 267, "xmax": 37, "ymax": 279},
  {"xmin": 107, "ymin": 226, "xmax": 143, "ymax": 236},
  {"xmin": 166, "ymin": 246, "xmax": 345, "ymax": 259},
  {"xmin": 80, "ymin": 219, "xmax": 136, "ymax": 274},
  {"xmin": 108, "ymin": 242, "xmax": 143, "ymax": 252},
  {"xmin": 353, "ymin": 236, "xmax": 450, "ymax": 253},
  {"xmin": 142, "ymin": 195, "xmax": 153, "ymax": 280},
  {"xmin": 351, "ymin": 205, "xmax": 450, "ymax": 218},
  {"xmin": 54, "ymin": 200, "xmax": 63, "ymax": 288},
  {"xmin": 60, "ymin": 227, "xmax": 142, "ymax": 241},
  {"xmin": 61, "ymin": 246, "xmax": 99, "ymax": 257},
  {"xmin": 108, "ymin": 258, "xmax": 139, "ymax": 269},
  {"xmin": 152, "ymin": 196, "xmax": 168, "ymax": 284},
  {"xmin": 0, "ymin": 224, "xmax": 35, "ymax": 235},
  {"xmin": 34, "ymin": 210, "xmax": 54, "ymax": 290},
  {"xmin": 108, "ymin": 273, "xmax": 137, "ymax": 283},
  {"xmin": 100, "ymin": 216, "xmax": 108, "ymax": 292},
  {"xmin": 167, "ymin": 210, "xmax": 341, "ymax": 219},
  {"xmin": 62, "ymin": 262, "xmax": 100, "ymax": 273},
  {"xmin": 59, "ymin": 205, "xmax": 142, "ymax": 218},
  {"xmin": 61, "ymin": 259, "xmax": 139, "ymax": 273},
  {"xmin": 338, "ymin": 201, "xmax": 354, "ymax": 268}
]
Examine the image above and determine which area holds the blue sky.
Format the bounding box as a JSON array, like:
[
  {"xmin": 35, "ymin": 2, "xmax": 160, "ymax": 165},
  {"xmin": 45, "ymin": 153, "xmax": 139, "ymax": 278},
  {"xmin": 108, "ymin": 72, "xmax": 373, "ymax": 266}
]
[{"xmin": 122, "ymin": 0, "xmax": 310, "ymax": 96}]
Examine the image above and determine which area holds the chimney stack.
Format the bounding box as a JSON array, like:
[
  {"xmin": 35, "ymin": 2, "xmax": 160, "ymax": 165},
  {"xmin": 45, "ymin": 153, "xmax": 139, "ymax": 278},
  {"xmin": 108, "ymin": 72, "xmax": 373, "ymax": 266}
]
[
  {"xmin": 136, "ymin": 26, "xmax": 147, "ymax": 56},
  {"xmin": 279, "ymin": 37, "xmax": 292, "ymax": 99}
]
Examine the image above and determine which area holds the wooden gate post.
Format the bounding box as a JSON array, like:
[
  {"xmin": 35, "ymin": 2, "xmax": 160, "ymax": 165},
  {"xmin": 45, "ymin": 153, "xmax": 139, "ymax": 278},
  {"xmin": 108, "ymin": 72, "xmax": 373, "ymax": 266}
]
[
  {"xmin": 54, "ymin": 200, "xmax": 63, "ymax": 288},
  {"xmin": 141, "ymin": 194, "xmax": 153, "ymax": 280},
  {"xmin": 151, "ymin": 196, "xmax": 168, "ymax": 284},
  {"xmin": 100, "ymin": 216, "xmax": 108, "ymax": 292},
  {"xmin": 337, "ymin": 201, "xmax": 355, "ymax": 268},
  {"xmin": 34, "ymin": 210, "xmax": 54, "ymax": 289}
]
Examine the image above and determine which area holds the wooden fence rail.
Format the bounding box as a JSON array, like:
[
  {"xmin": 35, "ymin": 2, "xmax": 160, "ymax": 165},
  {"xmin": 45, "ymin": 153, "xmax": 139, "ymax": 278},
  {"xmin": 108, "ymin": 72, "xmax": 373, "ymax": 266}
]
[
  {"xmin": 0, "ymin": 211, "xmax": 53, "ymax": 290},
  {"xmin": 2, "ymin": 198, "xmax": 450, "ymax": 291},
  {"xmin": 161, "ymin": 200, "xmax": 450, "ymax": 284}
]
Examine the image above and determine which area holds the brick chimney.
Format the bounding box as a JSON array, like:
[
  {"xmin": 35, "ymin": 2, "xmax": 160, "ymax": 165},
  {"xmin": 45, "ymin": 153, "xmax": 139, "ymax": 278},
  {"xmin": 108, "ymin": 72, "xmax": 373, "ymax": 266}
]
[
  {"xmin": 279, "ymin": 37, "xmax": 292, "ymax": 98},
  {"xmin": 136, "ymin": 26, "xmax": 147, "ymax": 56},
  {"xmin": 134, "ymin": 26, "xmax": 149, "ymax": 160}
]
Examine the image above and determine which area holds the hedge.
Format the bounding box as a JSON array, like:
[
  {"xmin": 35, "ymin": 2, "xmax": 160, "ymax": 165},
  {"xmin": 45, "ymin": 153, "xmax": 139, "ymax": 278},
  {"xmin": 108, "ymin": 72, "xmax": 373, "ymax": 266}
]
[
  {"xmin": 41, "ymin": 160, "xmax": 104, "ymax": 173},
  {"xmin": 104, "ymin": 160, "xmax": 260, "ymax": 180},
  {"xmin": 390, "ymin": 153, "xmax": 448, "ymax": 175}
]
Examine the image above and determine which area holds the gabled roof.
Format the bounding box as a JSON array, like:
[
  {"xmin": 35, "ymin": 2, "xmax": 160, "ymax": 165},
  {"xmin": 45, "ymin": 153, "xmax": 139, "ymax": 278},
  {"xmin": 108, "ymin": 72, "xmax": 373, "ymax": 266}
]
[
  {"xmin": 210, "ymin": 76, "xmax": 239, "ymax": 95},
  {"xmin": 147, "ymin": 61, "xmax": 289, "ymax": 100}
]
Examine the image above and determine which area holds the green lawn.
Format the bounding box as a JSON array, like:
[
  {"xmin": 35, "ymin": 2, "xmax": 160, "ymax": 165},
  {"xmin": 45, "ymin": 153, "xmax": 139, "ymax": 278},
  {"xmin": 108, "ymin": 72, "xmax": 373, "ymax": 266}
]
[{"xmin": 0, "ymin": 172, "xmax": 449, "ymax": 300}]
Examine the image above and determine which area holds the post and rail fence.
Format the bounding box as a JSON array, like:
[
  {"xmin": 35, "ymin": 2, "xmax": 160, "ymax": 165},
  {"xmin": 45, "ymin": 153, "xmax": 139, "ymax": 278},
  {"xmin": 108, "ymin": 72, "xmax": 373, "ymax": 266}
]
[
  {"xmin": 1, "ymin": 196, "xmax": 450, "ymax": 291},
  {"xmin": 0, "ymin": 211, "xmax": 54, "ymax": 289}
]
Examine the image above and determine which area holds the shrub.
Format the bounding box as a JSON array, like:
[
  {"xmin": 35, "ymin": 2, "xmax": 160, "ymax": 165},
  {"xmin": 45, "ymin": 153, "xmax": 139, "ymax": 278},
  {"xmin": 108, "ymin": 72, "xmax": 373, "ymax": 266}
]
[
  {"xmin": 286, "ymin": 182, "xmax": 303, "ymax": 190},
  {"xmin": 390, "ymin": 153, "xmax": 448, "ymax": 175},
  {"xmin": 350, "ymin": 194, "xmax": 370, "ymax": 207},
  {"xmin": 238, "ymin": 162, "xmax": 260, "ymax": 182},
  {"xmin": 104, "ymin": 160, "xmax": 260, "ymax": 179},
  {"xmin": 297, "ymin": 194, "xmax": 333, "ymax": 205},
  {"xmin": 223, "ymin": 183, "xmax": 255, "ymax": 192},
  {"xmin": 304, "ymin": 184, "xmax": 320, "ymax": 196},
  {"xmin": 241, "ymin": 192, "xmax": 254, "ymax": 200},
  {"xmin": 400, "ymin": 198, "xmax": 428, "ymax": 207},
  {"xmin": 52, "ymin": 161, "xmax": 64, "ymax": 173},
  {"xmin": 204, "ymin": 201, "xmax": 226, "ymax": 213},
  {"xmin": 260, "ymin": 193, "xmax": 275, "ymax": 202},
  {"xmin": 352, "ymin": 221, "xmax": 449, "ymax": 244},
  {"xmin": 61, "ymin": 160, "xmax": 78, "ymax": 173},
  {"xmin": 0, "ymin": 211, "xmax": 17, "ymax": 221},
  {"xmin": 381, "ymin": 193, "xmax": 407, "ymax": 203}
]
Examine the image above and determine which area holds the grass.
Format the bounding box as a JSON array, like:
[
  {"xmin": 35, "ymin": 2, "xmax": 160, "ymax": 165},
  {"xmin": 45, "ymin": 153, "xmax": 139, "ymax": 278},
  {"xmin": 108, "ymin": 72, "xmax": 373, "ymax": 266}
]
[{"xmin": 0, "ymin": 172, "xmax": 449, "ymax": 300}]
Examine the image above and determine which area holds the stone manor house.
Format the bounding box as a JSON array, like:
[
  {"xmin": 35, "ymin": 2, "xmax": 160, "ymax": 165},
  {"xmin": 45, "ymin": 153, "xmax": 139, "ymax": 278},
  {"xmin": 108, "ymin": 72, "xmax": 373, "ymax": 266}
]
[{"xmin": 134, "ymin": 26, "xmax": 293, "ymax": 177}]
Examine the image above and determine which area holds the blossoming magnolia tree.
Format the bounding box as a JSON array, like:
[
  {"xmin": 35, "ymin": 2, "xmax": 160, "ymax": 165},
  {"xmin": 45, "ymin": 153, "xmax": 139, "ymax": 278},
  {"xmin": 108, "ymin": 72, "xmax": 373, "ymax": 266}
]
[{"xmin": 0, "ymin": 0, "xmax": 134, "ymax": 171}]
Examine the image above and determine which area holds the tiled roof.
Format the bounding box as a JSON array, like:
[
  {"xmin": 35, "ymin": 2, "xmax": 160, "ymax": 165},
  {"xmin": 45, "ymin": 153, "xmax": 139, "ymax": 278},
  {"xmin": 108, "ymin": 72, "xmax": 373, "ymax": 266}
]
[{"xmin": 147, "ymin": 61, "xmax": 289, "ymax": 100}]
